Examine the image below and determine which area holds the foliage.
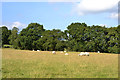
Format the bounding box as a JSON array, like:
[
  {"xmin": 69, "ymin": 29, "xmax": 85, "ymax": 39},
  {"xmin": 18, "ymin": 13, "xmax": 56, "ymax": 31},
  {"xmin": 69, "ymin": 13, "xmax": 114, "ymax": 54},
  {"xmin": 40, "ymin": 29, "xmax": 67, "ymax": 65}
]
[
  {"xmin": 8, "ymin": 27, "xmax": 19, "ymax": 48},
  {"xmin": 1, "ymin": 22, "xmax": 120, "ymax": 53},
  {"xmin": 18, "ymin": 23, "xmax": 45, "ymax": 50},
  {"xmin": 1, "ymin": 26, "xmax": 11, "ymax": 46}
]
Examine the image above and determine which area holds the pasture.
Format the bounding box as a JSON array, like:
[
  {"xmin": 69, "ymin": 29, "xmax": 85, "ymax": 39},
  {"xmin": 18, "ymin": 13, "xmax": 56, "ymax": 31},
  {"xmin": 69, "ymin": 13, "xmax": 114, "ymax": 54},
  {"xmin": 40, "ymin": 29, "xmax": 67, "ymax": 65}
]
[{"xmin": 2, "ymin": 48, "xmax": 118, "ymax": 78}]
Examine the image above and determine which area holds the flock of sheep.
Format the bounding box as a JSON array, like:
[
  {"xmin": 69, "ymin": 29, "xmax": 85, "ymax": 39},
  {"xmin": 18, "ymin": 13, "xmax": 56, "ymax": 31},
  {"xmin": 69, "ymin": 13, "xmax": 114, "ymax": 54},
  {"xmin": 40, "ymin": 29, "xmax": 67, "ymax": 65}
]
[
  {"xmin": 33, "ymin": 49, "xmax": 101, "ymax": 56},
  {"xmin": 54, "ymin": 51, "xmax": 100, "ymax": 56},
  {"xmin": 51, "ymin": 51, "xmax": 90, "ymax": 56}
]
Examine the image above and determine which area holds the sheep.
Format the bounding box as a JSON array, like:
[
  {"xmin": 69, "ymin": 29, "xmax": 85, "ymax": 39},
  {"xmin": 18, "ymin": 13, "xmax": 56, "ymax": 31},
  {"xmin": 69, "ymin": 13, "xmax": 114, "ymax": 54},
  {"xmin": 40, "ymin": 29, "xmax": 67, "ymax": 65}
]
[
  {"xmin": 32, "ymin": 49, "xmax": 35, "ymax": 51},
  {"xmin": 52, "ymin": 51, "xmax": 56, "ymax": 54},
  {"xmin": 78, "ymin": 52, "xmax": 84, "ymax": 56},
  {"xmin": 98, "ymin": 51, "xmax": 100, "ymax": 53},
  {"xmin": 78, "ymin": 53, "xmax": 82, "ymax": 56},
  {"xmin": 85, "ymin": 52, "xmax": 89, "ymax": 56},
  {"xmin": 65, "ymin": 53, "xmax": 69, "ymax": 55},
  {"xmin": 78, "ymin": 52, "xmax": 89, "ymax": 56},
  {"xmin": 78, "ymin": 53, "xmax": 85, "ymax": 56},
  {"xmin": 37, "ymin": 50, "xmax": 40, "ymax": 51},
  {"xmin": 64, "ymin": 51, "xmax": 66, "ymax": 52}
]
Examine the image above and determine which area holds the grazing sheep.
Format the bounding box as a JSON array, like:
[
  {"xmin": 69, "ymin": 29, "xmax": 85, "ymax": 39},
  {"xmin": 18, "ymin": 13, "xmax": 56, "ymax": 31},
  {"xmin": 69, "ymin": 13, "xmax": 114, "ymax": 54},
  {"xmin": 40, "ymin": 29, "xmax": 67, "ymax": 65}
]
[
  {"xmin": 78, "ymin": 53, "xmax": 82, "ymax": 56},
  {"xmin": 98, "ymin": 51, "xmax": 100, "ymax": 53},
  {"xmin": 78, "ymin": 52, "xmax": 84, "ymax": 56},
  {"xmin": 78, "ymin": 53, "xmax": 85, "ymax": 56},
  {"xmin": 52, "ymin": 51, "xmax": 56, "ymax": 54},
  {"xmin": 85, "ymin": 52, "xmax": 89, "ymax": 56},
  {"xmin": 78, "ymin": 52, "xmax": 89, "ymax": 56},
  {"xmin": 64, "ymin": 51, "xmax": 66, "ymax": 52},
  {"xmin": 33, "ymin": 49, "xmax": 35, "ymax": 51},
  {"xmin": 65, "ymin": 53, "xmax": 69, "ymax": 55},
  {"xmin": 37, "ymin": 50, "xmax": 40, "ymax": 51}
]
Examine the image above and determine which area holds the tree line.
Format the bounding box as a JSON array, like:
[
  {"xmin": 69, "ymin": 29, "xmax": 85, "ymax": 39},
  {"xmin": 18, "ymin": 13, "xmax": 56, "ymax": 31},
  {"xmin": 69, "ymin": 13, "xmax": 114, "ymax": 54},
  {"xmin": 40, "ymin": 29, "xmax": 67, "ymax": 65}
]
[{"xmin": 1, "ymin": 22, "xmax": 120, "ymax": 54}]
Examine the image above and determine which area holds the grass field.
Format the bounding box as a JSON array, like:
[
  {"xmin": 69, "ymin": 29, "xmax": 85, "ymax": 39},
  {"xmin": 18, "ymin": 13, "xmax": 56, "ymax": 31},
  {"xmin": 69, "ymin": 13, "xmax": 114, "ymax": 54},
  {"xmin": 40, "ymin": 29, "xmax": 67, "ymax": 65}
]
[{"xmin": 2, "ymin": 48, "xmax": 118, "ymax": 78}]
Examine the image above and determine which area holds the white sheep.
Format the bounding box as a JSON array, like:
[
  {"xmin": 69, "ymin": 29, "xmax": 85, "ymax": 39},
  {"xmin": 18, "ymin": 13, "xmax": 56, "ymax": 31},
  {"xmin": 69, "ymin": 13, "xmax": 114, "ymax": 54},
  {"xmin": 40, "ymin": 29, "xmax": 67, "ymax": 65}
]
[
  {"xmin": 37, "ymin": 50, "xmax": 40, "ymax": 51},
  {"xmin": 85, "ymin": 52, "xmax": 89, "ymax": 56},
  {"xmin": 64, "ymin": 51, "xmax": 66, "ymax": 52},
  {"xmin": 78, "ymin": 52, "xmax": 84, "ymax": 56},
  {"xmin": 52, "ymin": 51, "xmax": 56, "ymax": 54},
  {"xmin": 98, "ymin": 51, "xmax": 100, "ymax": 53},
  {"xmin": 65, "ymin": 53, "xmax": 69, "ymax": 55},
  {"xmin": 78, "ymin": 52, "xmax": 89, "ymax": 56},
  {"xmin": 33, "ymin": 49, "xmax": 35, "ymax": 51}
]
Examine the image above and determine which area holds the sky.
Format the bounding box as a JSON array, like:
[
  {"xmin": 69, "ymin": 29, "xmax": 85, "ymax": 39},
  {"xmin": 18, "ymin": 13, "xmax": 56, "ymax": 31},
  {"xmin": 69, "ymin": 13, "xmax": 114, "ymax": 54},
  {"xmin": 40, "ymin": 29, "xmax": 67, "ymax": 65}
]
[{"xmin": 1, "ymin": 0, "xmax": 119, "ymax": 31}]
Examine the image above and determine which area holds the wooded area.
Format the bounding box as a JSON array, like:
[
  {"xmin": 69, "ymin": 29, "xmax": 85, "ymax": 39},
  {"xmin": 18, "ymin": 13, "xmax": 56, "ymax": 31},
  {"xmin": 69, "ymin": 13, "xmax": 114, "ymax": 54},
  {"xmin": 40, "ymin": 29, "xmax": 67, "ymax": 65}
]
[{"xmin": 1, "ymin": 22, "xmax": 120, "ymax": 53}]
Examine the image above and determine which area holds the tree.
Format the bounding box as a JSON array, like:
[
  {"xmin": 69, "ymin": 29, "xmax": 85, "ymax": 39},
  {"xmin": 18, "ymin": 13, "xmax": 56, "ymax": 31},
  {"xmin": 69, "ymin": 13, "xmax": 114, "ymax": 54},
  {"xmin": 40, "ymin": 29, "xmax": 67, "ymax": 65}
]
[
  {"xmin": 18, "ymin": 23, "xmax": 45, "ymax": 50},
  {"xmin": 2, "ymin": 26, "xmax": 11, "ymax": 46},
  {"xmin": 0, "ymin": 27, "xmax": 2, "ymax": 47},
  {"xmin": 117, "ymin": 25, "xmax": 120, "ymax": 53},
  {"xmin": 106, "ymin": 27, "xmax": 119, "ymax": 53},
  {"xmin": 66, "ymin": 23, "xmax": 88, "ymax": 52},
  {"xmin": 9, "ymin": 27, "xmax": 19, "ymax": 48},
  {"xmin": 2, "ymin": 22, "xmax": 119, "ymax": 54},
  {"xmin": 41, "ymin": 29, "xmax": 66, "ymax": 51}
]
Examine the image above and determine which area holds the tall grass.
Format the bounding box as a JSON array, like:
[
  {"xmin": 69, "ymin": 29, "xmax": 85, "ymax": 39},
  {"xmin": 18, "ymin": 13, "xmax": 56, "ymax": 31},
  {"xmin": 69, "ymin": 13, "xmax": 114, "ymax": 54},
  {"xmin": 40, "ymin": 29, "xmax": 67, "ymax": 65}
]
[{"xmin": 2, "ymin": 48, "xmax": 118, "ymax": 78}]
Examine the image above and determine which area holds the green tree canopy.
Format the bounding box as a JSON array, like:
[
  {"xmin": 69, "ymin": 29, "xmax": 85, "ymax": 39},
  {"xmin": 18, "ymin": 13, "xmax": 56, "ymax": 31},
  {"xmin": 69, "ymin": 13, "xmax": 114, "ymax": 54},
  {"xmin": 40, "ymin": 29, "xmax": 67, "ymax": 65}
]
[
  {"xmin": 1, "ymin": 22, "xmax": 120, "ymax": 54},
  {"xmin": 2, "ymin": 26, "xmax": 11, "ymax": 45}
]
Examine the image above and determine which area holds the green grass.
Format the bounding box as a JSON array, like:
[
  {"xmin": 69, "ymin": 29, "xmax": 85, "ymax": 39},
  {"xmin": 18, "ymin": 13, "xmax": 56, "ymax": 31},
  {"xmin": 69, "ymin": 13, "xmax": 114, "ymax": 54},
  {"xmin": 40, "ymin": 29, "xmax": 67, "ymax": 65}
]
[{"xmin": 2, "ymin": 48, "xmax": 118, "ymax": 78}]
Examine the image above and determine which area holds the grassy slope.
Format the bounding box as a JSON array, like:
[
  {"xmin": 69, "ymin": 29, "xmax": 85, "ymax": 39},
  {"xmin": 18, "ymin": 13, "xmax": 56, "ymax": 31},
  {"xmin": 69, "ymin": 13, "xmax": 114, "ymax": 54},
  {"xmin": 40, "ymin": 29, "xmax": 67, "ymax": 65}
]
[{"xmin": 2, "ymin": 48, "xmax": 118, "ymax": 78}]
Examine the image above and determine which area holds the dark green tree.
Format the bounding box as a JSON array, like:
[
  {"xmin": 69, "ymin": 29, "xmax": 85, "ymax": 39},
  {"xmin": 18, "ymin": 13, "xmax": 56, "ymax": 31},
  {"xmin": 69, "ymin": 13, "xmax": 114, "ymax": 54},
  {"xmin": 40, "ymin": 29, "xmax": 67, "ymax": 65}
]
[
  {"xmin": 18, "ymin": 23, "xmax": 45, "ymax": 50},
  {"xmin": 66, "ymin": 23, "xmax": 88, "ymax": 52},
  {"xmin": 9, "ymin": 27, "xmax": 19, "ymax": 47},
  {"xmin": 2, "ymin": 26, "xmax": 11, "ymax": 46}
]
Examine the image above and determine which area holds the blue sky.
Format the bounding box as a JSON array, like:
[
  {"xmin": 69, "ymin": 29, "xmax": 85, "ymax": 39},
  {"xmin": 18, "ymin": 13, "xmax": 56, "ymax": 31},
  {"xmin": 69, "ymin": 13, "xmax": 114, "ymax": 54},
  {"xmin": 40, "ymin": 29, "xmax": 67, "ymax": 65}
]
[{"xmin": 2, "ymin": 1, "xmax": 118, "ymax": 31}]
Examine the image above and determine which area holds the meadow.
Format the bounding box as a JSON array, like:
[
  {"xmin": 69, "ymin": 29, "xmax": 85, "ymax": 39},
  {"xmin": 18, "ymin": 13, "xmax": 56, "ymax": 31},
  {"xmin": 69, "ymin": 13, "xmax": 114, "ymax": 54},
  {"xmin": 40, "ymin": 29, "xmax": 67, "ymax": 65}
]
[{"xmin": 2, "ymin": 48, "xmax": 118, "ymax": 78}]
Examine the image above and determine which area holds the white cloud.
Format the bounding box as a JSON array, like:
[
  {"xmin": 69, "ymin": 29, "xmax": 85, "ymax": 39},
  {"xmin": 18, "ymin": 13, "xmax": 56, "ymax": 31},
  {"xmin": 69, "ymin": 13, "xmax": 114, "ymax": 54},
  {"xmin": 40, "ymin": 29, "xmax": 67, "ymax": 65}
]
[
  {"xmin": 11, "ymin": 21, "xmax": 27, "ymax": 30},
  {"xmin": 12, "ymin": 22, "xmax": 22, "ymax": 28},
  {"xmin": 0, "ymin": 25, "xmax": 6, "ymax": 27},
  {"xmin": 99, "ymin": 24, "xmax": 107, "ymax": 27},
  {"xmin": 110, "ymin": 13, "xmax": 120, "ymax": 19},
  {"xmin": 73, "ymin": 0, "xmax": 119, "ymax": 16},
  {"xmin": 1, "ymin": 21, "xmax": 27, "ymax": 30}
]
